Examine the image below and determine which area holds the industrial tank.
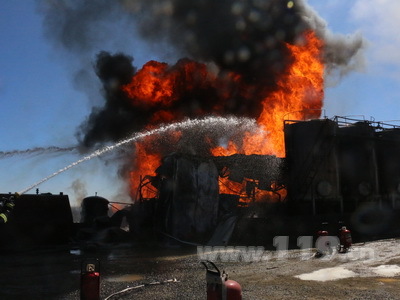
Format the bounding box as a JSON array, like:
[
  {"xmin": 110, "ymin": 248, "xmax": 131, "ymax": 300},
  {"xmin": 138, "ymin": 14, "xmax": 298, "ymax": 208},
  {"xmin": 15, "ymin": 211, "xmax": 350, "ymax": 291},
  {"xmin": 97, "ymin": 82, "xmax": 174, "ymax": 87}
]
[
  {"xmin": 284, "ymin": 119, "xmax": 340, "ymax": 214},
  {"xmin": 337, "ymin": 121, "xmax": 379, "ymax": 207},
  {"xmin": 80, "ymin": 195, "xmax": 110, "ymax": 226},
  {"xmin": 376, "ymin": 128, "xmax": 400, "ymax": 207},
  {"xmin": 155, "ymin": 153, "xmax": 219, "ymax": 243}
]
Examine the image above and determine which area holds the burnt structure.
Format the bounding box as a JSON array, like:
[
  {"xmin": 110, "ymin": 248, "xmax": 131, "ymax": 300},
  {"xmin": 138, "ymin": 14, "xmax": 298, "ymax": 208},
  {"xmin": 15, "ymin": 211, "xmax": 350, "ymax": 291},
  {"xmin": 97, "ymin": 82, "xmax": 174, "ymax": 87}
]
[{"xmin": 130, "ymin": 116, "xmax": 400, "ymax": 245}]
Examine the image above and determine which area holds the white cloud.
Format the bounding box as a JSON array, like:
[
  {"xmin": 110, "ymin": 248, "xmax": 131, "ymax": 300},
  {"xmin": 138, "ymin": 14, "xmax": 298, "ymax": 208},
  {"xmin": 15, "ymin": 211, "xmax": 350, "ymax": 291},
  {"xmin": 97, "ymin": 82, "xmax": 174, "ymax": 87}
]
[{"xmin": 351, "ymin": 0, "xmax": 400, "ymax": 78}]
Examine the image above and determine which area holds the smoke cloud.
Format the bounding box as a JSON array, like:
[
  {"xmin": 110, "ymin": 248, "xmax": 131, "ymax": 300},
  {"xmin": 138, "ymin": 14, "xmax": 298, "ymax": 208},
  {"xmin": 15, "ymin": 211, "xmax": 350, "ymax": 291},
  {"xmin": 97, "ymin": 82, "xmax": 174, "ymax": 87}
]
[
  {"xmin": 69, "ymin": 178, "xmax": 87, "ymax": 207},
  {"xmin": 299, "ymin": 2, "xmax": 365, "ymax": 84},
  {"xmin": 130, "ymin": 0, "xmax": 307, "ymax": 84},
  {"xmin": 37, "ymin": 0, "xmax": 365, "ymax": 149},
  {"xmin": 125, "ymin": 0, "xmax": 364, "ymax": 81},
  {"xmin": 75, "ymin": 52, "xmax": 142, "ymax": 147}
]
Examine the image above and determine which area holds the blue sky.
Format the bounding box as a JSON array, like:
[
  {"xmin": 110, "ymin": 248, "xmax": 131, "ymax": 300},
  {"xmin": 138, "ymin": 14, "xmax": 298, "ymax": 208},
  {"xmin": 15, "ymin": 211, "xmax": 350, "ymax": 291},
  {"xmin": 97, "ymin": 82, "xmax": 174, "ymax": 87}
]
[
  {"xmin": 309, "ymin": 0, "xmax": 400, "ymax": 120},
  {"xmin": 0, "ymin": 1, "xmax": 81, "ymax": 148},
  {"xmin": 1, "ymin": 0, "xmax": 400, "ymax": 207}
]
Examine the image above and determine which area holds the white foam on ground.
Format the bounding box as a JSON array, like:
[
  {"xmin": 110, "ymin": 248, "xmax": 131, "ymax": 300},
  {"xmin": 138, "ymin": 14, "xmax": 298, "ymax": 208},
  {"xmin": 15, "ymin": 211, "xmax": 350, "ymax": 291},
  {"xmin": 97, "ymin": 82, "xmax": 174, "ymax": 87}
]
[
  {"xmin": 371, "ymin": 265, "xmax": 400, "ymax": 277},
  {"xmin": 295, "ymin": 239, "xmax": 400, "ymax": 282},
  {"xmin": 295, "ymin": 267, "xmax": 358, "ymax": 282}
]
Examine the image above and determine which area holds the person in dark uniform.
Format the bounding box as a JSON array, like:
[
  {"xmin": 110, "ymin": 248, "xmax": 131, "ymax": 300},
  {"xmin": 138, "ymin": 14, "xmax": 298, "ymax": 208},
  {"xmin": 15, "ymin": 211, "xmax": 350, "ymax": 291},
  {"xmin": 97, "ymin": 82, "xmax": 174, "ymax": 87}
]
[{"xmin": 0, "ymin": 194, "xmax": 16, "ymax": 224}]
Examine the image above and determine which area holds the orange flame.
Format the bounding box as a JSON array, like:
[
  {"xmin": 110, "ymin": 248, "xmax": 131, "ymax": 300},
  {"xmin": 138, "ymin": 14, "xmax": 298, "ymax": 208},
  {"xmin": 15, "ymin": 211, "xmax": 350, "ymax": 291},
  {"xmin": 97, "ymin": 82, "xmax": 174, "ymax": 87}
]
[
  {"xmin": 213, "ymin": 30, "xmax": 324, "ymax": 198},
  {"xmin": 255, "ymin": 31, "xmax": 324, "ymax": 157},
  {"xmin": 213, "ymin": 30, "xmax": 324, "ymax": 158},
  {"xmin": 129, "ymin": 140, "xmax": 161, "ymax": 200},
  {"xmin": 122, "ymin": 61, "xmax": 176, "ymax": 106},
  {"xmin": 124, "ymin": 30, "xmax": 324, "ymax": 201},
  {"xmin": 122, "ymin": 59, "xmax": 218, "ymax": 111}
]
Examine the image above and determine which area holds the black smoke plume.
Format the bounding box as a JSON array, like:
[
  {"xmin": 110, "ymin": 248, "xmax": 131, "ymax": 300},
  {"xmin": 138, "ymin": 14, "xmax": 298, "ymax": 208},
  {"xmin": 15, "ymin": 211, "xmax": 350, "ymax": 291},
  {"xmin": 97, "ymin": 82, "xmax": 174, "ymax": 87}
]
[
  {"xmin": 75, "ymin": 52, "xmax": 144, "ymax": 147},
  {"xmin": 78, "ymin": 52, "xmax": 255, "ymax": 153},
  {"xmin": 38, "ymin": 0, "xmax": 365, "ymax": 149}
]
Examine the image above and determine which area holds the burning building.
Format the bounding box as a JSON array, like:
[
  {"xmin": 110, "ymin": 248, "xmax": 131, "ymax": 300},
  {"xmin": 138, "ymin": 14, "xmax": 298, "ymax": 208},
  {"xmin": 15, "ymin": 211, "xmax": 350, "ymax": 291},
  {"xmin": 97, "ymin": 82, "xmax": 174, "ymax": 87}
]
[
  {"xmin": 34, "ymin": 1, "xmax": 372, "ymax": 245},
  {"xmin": 4, "ymin": 115, "xmax": 400, "ymax": 249},
  {"xmin": 122, "ymin": 116, "xmax": 400, "ymax": 246}
]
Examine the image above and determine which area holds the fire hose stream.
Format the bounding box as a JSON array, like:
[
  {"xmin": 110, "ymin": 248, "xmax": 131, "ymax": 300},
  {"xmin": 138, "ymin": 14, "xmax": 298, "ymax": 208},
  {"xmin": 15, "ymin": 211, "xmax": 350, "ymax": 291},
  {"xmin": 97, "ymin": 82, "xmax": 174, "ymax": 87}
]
[{"xmin": 16, "ymin": 116, "xmax": 258, "ymax": 196}]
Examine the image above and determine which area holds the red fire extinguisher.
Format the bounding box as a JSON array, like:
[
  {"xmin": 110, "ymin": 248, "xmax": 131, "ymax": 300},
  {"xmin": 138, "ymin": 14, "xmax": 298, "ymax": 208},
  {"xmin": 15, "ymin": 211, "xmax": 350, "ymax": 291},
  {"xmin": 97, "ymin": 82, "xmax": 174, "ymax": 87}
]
[
  {"xmin": 80, "ymin": 258, "xmax": 100, "ymax": 300},
  {"xmin": 338, "ymin": 226, "xmax": 352, "ymax": 253},
  {"xmin": 315, "ymin": 222, "xmax": 330, "ymax": 257},
  {"xmin": 202, "ymin": 260, "xmax": 242, "ymax": 300}
]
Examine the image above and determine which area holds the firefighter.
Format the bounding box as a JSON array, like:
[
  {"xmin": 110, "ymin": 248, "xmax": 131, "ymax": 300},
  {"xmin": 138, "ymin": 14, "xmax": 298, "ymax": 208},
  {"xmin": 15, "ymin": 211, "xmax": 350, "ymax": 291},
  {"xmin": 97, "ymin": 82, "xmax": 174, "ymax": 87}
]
[{"xmin": 0, "ymin": 194, "xmax": 17, "ymax": 224}]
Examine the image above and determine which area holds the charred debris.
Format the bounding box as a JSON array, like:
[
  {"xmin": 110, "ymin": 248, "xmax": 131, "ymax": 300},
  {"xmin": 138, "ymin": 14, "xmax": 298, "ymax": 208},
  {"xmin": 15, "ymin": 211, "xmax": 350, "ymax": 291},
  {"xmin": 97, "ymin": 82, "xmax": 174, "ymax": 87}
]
[{"xmin": 3, "ymin": 116, "xmax": 400, "ymax": 250}]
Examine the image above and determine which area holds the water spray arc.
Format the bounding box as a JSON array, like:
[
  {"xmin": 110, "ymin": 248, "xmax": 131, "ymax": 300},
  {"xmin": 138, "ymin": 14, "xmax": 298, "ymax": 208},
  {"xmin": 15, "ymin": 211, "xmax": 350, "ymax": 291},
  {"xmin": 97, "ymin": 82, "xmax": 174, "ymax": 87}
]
[
  {"xmin": 18, "ymin": 116, "xmax": 259, "ymax": 195},
  {"xmin": 0, "ymin": 146, "xmax": 76, "ymax": 159}
]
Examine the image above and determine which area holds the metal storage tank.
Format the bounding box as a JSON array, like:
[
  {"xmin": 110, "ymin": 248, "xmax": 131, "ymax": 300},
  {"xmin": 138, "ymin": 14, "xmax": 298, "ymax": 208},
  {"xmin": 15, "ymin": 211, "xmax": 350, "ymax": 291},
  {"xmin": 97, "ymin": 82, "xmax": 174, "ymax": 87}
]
[
  {"xmin": 337, "ymin": 121, "xmax": 379, "ymax": 207},
  {"xmin": 376, "ymin": 128, "xmax": 400, "ymax": 208},
  {"xmin": 80, "ymin": 195, "xmax": 110, "ymax": 226},
  {"xmin": 156, "ymin": 153, "xmax": 219, "ymax": 243},
  {"xmin": 284, "ymin": 119, "xmax": 340, "ymax": 214}
]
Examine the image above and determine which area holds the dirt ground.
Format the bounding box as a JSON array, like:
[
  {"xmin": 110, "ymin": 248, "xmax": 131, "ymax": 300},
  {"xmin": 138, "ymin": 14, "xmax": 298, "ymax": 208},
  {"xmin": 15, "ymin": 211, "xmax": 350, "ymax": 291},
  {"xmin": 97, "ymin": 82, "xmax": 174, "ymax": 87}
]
[
  {"xmin": 66, "ymin": 239, "xmax": 400, "ymax": 300},
  {"xmin": 2, "ymin": 239, "xmax": 400, "ymax": 299}
]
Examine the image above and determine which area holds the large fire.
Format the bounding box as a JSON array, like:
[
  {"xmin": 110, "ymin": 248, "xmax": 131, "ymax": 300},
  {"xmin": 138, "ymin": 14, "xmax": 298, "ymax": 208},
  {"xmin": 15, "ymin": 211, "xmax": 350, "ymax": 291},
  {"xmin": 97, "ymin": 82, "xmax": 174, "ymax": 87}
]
[{"xmin": 124, "ymin": 30, "xmax": 324, "ymax": 201}]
